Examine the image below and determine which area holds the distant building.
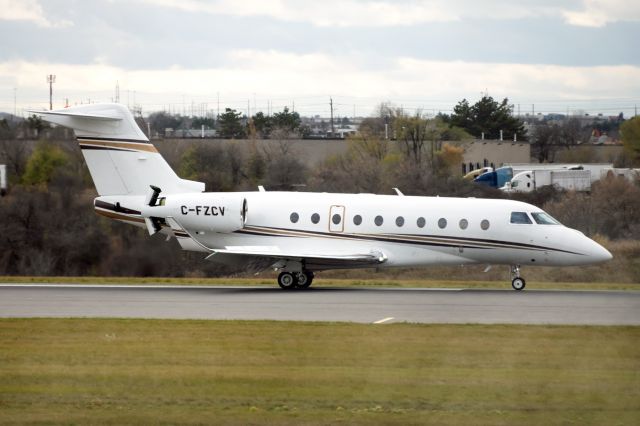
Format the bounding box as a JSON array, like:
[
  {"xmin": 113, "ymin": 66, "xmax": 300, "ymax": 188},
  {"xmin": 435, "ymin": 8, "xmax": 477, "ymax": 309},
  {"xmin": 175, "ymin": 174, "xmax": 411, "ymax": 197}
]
[
  {"xmin": 457, "ymin": 139, "xmax": 531, "ymax": 175},
  {"xmin": 164, "ymin": 128, "xmax": 217, "ymax": 138}
]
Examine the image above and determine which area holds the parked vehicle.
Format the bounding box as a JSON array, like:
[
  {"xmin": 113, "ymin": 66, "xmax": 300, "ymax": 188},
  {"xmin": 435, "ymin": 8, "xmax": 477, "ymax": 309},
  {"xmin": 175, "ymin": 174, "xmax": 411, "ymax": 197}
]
[
  {"xmin": 503, "ymin": 169, "xmax": 592, "ymax": 193},
  {"xmin": 475, "ymin": 163, "xmax": 614, "ymax": 188},
  {"xmin": 463, "ymin": 166, "xmax": 493, "ymax": 181}
]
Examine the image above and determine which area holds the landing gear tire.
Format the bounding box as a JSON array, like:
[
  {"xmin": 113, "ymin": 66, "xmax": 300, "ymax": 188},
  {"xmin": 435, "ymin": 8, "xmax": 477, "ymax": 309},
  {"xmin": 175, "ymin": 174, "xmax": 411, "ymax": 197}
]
[
  {"xmin": 295, "ymin": 271, "xmax": 314, "ymax": 289},
  {"xmin": 277, "ymin": 272, "xmax": 297, "ymax": 290},
  {"xmin": 511, "ymin": 277, "xmax": 526, "ymax": 291}
]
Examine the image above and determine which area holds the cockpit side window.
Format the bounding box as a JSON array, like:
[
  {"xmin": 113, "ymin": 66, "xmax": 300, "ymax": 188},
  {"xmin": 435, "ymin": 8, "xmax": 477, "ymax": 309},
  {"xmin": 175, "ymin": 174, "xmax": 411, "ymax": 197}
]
[
  {"xmin": 510, "ymin": 212, "xmax": 532, "ymax": 224},
  {"xmin": 531, "ymin": 212, "xmax": 560, "ymax": 225}
]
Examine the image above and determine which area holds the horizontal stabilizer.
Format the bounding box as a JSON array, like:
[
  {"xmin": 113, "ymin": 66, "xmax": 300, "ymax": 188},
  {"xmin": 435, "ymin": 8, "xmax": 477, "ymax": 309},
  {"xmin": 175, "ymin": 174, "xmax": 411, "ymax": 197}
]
[
  {"xmin": 27, "ymin": 109, "xmax": 122, "ymax": 121},
  {"xmin": 27, "ymin": 103, "xmax": 147, "ymax": 141}
]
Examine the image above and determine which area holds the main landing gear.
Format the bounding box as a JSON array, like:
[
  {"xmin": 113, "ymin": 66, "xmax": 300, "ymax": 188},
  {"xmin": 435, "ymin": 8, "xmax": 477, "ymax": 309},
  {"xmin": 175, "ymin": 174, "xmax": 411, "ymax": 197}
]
[
  {"xmin": 510, "ymin": 265, "xmax": 526, "ymax": 291},
  {"xmin": 277, "ymin": 271, "xmax": 314, "ymax": 290}
]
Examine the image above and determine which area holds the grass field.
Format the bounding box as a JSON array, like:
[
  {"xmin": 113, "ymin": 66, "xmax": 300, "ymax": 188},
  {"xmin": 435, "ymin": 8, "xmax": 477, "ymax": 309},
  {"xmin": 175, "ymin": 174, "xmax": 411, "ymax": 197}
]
[
  {"xmin": 0, "ymin": 319, "xmax": 638, "ymax": 425},
  {"xmin": 1, "ymin": 275, "xmax": 638, "ymax": 291}
]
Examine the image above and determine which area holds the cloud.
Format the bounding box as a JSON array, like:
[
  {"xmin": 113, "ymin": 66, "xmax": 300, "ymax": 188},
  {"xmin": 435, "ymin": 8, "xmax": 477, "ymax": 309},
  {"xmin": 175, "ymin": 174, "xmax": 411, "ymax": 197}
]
[
  {"xmin": 137, "ymin": 0, "xmax": 640, "ymax": 28},
  {"xmin": 563, "ymin": 0, "xmax": 640, "ymax": 27},
  {"xmin": 137, "ymin": 0, "xmax": 561, "ymax": 27},
  {"xmin": 2, "ymin": 51, "xmax": 639, "ymax": 114},
  {"xmin": 0, "ymin": 0, "xmax": 72, "ymax": 28}
]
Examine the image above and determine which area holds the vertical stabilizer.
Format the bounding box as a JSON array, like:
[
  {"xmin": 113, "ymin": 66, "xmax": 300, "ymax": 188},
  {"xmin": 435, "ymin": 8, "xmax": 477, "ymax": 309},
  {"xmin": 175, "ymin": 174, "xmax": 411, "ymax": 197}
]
[{"xmin": 29, "ymin": 103, "xmax": 204, "ymax": 196}]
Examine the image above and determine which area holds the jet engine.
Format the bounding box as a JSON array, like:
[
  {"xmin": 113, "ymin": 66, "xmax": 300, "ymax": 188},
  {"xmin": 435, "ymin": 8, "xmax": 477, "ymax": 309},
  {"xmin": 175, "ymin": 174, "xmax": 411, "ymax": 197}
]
[{"xmin": 141, "ymin": 189, "xmax": 247, "ymax": 234}]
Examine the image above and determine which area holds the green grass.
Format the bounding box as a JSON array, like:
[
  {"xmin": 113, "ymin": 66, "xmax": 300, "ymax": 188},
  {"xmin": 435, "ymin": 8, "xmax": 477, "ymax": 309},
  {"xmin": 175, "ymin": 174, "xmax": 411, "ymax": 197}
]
[
  {"xmin": 0, "ymin": 275, "xmax": 638, "ymax": 291},
  {"xmin": 0, "ymin": 319, "xmax": 638, "ymax": 425}
]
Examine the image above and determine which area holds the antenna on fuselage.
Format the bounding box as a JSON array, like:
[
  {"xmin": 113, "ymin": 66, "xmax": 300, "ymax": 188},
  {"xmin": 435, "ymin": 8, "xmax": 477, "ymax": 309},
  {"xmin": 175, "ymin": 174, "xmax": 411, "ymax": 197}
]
[{"xmin": 393, "ymin": 187, "xmax": 404, "ymax": 196}]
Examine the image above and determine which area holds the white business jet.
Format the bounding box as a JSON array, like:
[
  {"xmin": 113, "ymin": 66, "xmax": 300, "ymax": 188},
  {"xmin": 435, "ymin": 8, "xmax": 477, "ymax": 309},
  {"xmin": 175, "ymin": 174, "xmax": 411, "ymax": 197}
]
[{"xmin": 31, "ymin": 104, "xmax": 612, "ymax": 290}]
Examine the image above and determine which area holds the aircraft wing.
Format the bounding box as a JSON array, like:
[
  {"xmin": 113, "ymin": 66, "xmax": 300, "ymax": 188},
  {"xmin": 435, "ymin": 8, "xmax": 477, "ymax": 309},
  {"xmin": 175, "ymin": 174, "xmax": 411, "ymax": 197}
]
[
  {"xmin": 205, "ymin": 247, "xmax": 387, "ymax": 271},
  {"xmin": 164, "ymin": 217, "xmax": 387, "ymax": 272}
]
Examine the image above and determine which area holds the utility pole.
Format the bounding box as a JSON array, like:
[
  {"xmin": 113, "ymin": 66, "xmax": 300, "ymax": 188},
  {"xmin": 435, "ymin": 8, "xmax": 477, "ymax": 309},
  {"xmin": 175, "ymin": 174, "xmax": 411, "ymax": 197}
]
[
  {"xmin": 47, "ymin": 74, "xmax": 56, "ymax": 110},
  {"xmin": 115, "ymin": 81, "xmax": 120, "ymax": 103},
  {"xmin": 329, "ymin": 97, "xmax": 335, "ymax": 136}
]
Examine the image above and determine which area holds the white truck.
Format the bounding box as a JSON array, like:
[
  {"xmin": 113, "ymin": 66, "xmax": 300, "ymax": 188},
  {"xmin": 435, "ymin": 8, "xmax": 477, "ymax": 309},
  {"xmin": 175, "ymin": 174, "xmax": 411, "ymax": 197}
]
[
  {"xmin": 504, "ymin": 169, "xmax": 592, "ymax": 193},
  {"xmin": 0, "ymin": 164, "xmax": 6, "ymax": 196}
]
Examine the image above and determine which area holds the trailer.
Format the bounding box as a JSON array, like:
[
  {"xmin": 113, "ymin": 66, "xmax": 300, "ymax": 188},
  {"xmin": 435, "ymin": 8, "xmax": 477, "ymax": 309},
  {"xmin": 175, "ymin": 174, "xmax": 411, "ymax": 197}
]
[
  {"xmin": 475, "ymin": 163, "xmax": 614, "ymax": 188},
  {"xmin": 504, "ymin": 169, "xmax": 592, "ymax": 193},
  {"xmin": 599, "ymin": 168, "xmax": 640, "ymax": 182}
]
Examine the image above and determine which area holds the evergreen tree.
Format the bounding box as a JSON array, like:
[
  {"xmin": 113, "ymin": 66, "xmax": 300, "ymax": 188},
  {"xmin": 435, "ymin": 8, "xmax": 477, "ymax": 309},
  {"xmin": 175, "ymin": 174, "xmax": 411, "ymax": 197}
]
[
  {"xmin": 448, "ymin": 96, "xmax": 526, "ymax": 140},
  {"xmin": 218, "ymin": 108, "xmax": 246, "ymax": 139}
]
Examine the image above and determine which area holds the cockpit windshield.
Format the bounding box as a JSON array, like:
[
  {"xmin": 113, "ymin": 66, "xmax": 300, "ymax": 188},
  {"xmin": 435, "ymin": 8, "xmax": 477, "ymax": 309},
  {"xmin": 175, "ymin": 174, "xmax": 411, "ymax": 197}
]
[
  {"xmin": 531, "ymin": 212, "xmax": 560, "ymax": 225},
  {"xmin": 510, "ymin": 212, "xmax": 532, "ymax": 224}
]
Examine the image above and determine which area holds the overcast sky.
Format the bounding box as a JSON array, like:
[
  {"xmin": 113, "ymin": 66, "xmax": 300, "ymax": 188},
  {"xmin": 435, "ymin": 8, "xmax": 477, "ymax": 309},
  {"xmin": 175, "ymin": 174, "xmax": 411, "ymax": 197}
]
[{"xmin": 0, "ymin": 0, "xmax": 639, "ymax": 117}]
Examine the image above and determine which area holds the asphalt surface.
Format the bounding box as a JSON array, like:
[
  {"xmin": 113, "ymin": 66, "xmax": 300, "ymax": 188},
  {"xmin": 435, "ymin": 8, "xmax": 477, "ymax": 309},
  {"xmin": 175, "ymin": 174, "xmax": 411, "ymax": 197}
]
[{"xmin": 1, "ymin": 284, "xmax": 639, "ymax": 325}]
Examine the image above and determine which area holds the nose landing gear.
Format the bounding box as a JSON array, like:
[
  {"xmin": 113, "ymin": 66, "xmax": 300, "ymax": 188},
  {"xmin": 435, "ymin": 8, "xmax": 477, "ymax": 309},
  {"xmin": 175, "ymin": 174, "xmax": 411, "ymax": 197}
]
[{"xmin": 510, "ymin": 265, "xmax": 526, "ymax": 291}]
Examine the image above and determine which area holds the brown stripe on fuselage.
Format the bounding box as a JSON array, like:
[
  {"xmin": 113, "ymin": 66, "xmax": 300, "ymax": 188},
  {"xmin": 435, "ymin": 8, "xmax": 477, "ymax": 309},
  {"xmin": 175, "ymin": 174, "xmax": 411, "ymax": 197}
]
[
  {"xmin": 95, "ymin": 208, "xmax": 145, "ymax": 224},
  {"xmin": 77, "ymin": 139, "xmax": 158, "ymax": 153}
]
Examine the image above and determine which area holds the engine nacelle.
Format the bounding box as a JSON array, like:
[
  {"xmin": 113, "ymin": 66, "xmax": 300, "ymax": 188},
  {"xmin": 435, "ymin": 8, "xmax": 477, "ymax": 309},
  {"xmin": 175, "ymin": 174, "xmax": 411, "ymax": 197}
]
[{"xmin": 143, "ymin": 192, "xmax": 247, "ymax": 233}]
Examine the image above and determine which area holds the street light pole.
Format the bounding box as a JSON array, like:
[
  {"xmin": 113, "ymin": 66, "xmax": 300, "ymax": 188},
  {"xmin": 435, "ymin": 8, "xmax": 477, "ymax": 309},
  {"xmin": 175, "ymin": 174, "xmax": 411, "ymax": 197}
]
[{"xmin": 47, "ymin": 74, "xmax": 56, "ymax": 110}]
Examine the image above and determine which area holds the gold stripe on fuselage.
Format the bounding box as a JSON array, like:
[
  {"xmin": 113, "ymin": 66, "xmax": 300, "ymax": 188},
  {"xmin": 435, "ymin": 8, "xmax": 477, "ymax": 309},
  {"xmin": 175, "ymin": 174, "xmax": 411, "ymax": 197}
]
[{"xmin": 77, "ymin": 139, "xmax": 158, "ymax": 153}]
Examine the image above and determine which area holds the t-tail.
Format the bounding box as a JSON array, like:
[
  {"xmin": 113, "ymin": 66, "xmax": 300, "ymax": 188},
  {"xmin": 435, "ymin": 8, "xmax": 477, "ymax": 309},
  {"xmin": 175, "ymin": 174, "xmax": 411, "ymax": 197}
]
[{"xmin": 29, "ymin": 103, "xmax": 204, "ymax": 196}]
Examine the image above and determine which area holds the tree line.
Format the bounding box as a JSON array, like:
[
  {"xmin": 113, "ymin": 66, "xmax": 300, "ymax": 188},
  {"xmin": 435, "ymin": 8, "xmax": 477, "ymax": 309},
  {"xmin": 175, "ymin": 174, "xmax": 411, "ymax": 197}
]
[{"xmin": 1, "ymin": 98, "xmax": 639, "ymax": 278}]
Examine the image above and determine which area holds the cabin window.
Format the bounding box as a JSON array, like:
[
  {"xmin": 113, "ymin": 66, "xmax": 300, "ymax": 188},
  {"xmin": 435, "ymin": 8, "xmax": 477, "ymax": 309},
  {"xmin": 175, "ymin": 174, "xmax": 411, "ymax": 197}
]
[
  {"xmin": 290, "ymin": 212, "xmax": 299, "ymax": 223},
  {"xmin": 374, "ymin": 215, "xmax": 384, "ymax": 226},
  {"xmin": 311, "ymin": 213, "xmax": 320, "ymax": 224},
  {"xmin": 396, "ymin": 216, "xmax": 405, "ymax": 227},
  {"xmin": 438, "ymin": 218, "xmax": 447, "ymax": 229},
  {"xmin": 510, "ymin": 212, "xmax": 532, "ymax": 224},
  {"xmin": 459, "ymin": 219, "xmax": 468, "ymax": 230},
  {"xmin": 332, "ymin": 214, "xmax": 342, "ymax": 225},
  {"xmin": 531, "ymin": 212, "xmax": 560, "ymax": 225},
  {"xmin": 353, "ymin": 215, "xmax": 362, "ymax": 225},
  {"xmin": 417, "ymin": 217, "xmax": 426, "ymax": 228},
  {"xmin": 481, "ymin": 219, "xmax": 490, "ymax": 230}
]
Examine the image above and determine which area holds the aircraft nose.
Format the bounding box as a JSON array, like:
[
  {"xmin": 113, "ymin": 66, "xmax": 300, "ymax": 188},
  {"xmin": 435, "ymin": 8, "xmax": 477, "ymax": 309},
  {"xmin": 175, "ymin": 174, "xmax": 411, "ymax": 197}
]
[{"xmin": 589, "ymin": 239, "xmax": 613, "ymax": 263}]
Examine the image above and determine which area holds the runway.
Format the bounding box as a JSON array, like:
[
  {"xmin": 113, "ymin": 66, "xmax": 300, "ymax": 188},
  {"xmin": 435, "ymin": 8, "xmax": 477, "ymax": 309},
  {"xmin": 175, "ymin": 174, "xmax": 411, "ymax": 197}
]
[{"xmin": 2, "ymin": 284, "xmax": 639, "ymax": 325}]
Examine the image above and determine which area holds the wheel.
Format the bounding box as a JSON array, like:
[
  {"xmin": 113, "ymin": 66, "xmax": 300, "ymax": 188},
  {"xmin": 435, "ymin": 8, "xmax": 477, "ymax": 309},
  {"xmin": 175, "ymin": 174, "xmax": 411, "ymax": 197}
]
[
  {"xmin": 277, "ymin": 272, "xmax": 297, "ymax": 290},
  {"xmin": 295, "ymin": 271, "xmax": 314, "ymax": 289},
  {"xmin": 511, "ymin": 277, "xmax": 526, "ymax": 291}
]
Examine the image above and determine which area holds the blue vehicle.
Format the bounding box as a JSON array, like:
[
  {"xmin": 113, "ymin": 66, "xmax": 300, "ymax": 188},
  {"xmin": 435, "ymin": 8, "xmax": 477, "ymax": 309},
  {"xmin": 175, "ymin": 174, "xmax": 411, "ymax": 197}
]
[{"xmin": 474, "ymin": 167, "xmax": 514, "ymax": 188}]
